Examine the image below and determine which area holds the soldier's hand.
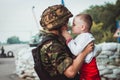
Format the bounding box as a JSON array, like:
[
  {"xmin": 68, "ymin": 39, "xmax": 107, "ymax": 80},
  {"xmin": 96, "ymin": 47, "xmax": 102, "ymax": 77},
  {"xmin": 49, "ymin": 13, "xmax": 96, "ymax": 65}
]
[{"xmin": 82, "ymin": 42, "xmax": 94, "ymax": 55}]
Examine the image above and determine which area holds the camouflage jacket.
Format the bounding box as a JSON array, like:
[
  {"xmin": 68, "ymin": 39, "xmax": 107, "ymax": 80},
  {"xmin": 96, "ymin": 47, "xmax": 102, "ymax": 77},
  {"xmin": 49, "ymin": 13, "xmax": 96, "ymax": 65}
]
[{"xmin": 40, "ymin": 33, "xmax": 73, "ymax": 77}]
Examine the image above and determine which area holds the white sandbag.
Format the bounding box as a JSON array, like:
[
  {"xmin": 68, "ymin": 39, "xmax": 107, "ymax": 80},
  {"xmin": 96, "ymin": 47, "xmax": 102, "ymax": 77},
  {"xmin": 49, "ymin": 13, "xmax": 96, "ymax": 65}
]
[{"xmin": 101, "ymin": 42, "xmax": 118, "ymax": 51}]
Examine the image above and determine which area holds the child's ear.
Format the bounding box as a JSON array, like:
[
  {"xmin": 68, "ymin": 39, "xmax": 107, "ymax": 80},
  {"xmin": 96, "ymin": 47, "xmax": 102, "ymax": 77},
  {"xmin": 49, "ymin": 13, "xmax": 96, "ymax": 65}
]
[{"xmin": 81, "ymin": 25, "xmax": 86, "ymax": 31}]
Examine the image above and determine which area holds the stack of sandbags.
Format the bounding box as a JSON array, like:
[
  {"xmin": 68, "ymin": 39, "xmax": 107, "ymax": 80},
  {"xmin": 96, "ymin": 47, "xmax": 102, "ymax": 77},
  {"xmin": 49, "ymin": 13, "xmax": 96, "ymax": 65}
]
[
  {"xmin": 96, "ymin": 42, "xmax": 120, "ymax": 80},
  {"xmin": 14, "ymin": 47, "xmax": 39, "ymax": 80},
  {"xmin": 14, "ymin": 42, "xmax": 120, "ymax": 80}
]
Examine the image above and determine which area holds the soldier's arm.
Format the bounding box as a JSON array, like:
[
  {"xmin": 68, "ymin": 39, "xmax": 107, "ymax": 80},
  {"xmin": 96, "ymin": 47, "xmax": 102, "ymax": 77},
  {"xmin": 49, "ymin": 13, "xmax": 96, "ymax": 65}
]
[{"xmin": 64, "ymin": 42, "xmax": 94, "ymax": 78}]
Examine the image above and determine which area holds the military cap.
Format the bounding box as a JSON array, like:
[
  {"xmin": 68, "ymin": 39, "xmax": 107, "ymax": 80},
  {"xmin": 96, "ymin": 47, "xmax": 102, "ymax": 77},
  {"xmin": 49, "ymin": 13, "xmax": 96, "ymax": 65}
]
[{"xmin": 40, "ymin": 4, "xmax": 73, "ymax": 30}]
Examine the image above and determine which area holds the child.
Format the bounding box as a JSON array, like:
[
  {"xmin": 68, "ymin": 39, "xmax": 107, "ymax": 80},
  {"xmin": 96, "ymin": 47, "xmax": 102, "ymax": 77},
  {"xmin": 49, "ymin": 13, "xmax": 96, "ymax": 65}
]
[{"xmin": 62, "ymin": 14, "xmax": 101, "ymax": 80}]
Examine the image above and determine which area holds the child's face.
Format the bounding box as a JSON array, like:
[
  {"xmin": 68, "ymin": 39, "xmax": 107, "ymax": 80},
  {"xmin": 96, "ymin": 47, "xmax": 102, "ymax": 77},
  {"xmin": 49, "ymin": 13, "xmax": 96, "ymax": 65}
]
[{"xmin": 72, "ymin": 17, "xmax": 84, "ymax": 34}]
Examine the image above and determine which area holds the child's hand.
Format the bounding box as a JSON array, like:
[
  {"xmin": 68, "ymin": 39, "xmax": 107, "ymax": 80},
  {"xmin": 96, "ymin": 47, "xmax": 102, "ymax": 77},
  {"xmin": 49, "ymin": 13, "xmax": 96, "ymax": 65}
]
[
  {"xmin": 61, "ymin": 26, "xmax": 72, "ymax": 40},
  {"xmin": 61, "ymin": 25, "xmax": 68, "ymax": 31},
  {"xmin": 61, "ymin": 26, "xmax": 69, "ymax": 35}
]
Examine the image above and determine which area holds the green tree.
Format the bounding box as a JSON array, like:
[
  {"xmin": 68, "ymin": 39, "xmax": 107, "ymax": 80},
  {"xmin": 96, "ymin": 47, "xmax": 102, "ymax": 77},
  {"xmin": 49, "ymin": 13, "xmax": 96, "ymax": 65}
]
[
  {"xmin": 82, "ymin": 0, "xmax": 120, "ymax": 43},
  {"xmin": 90, "ymin": 22, "xmax": 116, "ymax": 43},
  {"xmin": 7, "ymin": 36, "xmax": 21, "ymax": 44}
]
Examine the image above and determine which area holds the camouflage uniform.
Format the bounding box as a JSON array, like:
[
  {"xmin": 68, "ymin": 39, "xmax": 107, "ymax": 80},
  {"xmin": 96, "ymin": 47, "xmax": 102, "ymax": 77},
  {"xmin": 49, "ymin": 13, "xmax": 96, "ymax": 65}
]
[{"xmin": 40, "ymin": 33, "xmax": 73, "ymax": 77}]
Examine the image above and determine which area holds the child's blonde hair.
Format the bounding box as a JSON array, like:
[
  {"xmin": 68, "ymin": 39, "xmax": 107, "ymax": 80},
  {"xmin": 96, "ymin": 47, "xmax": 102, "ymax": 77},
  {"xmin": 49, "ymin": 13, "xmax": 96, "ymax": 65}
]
[{"xmin": 76, "ymin": 14, "xmax": 93, "ymax": 31}]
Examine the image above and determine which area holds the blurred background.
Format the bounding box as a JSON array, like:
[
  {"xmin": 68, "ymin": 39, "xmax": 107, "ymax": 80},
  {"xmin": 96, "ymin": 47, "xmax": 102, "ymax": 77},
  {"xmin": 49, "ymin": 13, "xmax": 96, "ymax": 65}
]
[
  {"xmin": 0, "ymin": 0, "xmax": 120, "ymax": 80},
  {"xmin": 0, "ymin": 0, "xmax": 119, "ymax": 44}
]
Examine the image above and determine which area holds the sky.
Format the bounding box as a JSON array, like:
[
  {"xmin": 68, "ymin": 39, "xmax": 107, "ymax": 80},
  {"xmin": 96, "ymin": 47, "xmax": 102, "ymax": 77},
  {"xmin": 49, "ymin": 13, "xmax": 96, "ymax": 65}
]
[{"xmin": 0, "ymin": 0, "xmax": 117, "ymax": 43}]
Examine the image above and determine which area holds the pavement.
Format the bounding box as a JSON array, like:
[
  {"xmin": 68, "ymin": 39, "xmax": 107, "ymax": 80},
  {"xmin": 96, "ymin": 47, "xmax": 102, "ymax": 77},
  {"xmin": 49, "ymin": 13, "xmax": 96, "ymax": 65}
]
[{"xmin": 0, "ymin": 58, "xmax": 21, "ymax": 80}]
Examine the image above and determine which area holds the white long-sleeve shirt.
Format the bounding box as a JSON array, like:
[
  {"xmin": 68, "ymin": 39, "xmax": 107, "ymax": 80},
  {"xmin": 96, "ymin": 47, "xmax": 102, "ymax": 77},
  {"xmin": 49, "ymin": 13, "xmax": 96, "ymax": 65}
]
[{"xmin": 68, "ymin": 33, "xmax": 97, "ymax": 63}]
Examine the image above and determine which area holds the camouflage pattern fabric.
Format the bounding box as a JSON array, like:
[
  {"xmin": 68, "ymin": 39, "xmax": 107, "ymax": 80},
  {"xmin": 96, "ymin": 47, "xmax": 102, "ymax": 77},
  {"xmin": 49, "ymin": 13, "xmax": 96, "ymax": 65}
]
[
  {"xmin": 40, "ymin": 33, "xmax": 73, "ymax": 77},
  {"xmin": 40, "ymin": 4, "xmax": 73, "ymax": 30}
]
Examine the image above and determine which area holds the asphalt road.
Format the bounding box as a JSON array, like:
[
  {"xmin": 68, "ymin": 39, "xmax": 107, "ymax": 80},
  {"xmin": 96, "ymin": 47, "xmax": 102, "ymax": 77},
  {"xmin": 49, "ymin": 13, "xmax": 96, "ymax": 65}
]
[{"xmin": 0, "ymin": 58, "xmax": 21, "ymax": 80}]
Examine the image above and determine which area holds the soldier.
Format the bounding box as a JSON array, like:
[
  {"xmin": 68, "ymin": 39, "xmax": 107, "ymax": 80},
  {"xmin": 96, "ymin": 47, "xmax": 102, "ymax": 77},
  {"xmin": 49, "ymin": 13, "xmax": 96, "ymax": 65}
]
[
  {"xmin": 1, "ymin": 46, "xmax": 5, "ymax": 55},
  {"xmin": 34, "ymin": 4, "xmax": 94, "ymax": 80},
  {"xmin": 0, "ymin": 46, "xmax": 6, "ymax": 57}
]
